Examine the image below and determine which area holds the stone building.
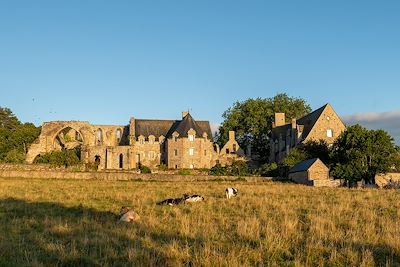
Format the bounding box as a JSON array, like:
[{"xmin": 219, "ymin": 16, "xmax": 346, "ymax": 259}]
[
  {"xmin": 26, "ymin": 112, "xmax": 244, "ymax": 170},
  {"xmin": 288, "ymin": 158, "xmax": 340, "ymax": 187},
  {"xmin": 269, "ymin": 103, "xmax": 346, "ymax": 163}
]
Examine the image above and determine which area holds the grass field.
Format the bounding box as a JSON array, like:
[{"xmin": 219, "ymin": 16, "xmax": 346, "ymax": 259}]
[{"xmin": 0, "ymin": 177, "xmax": 399, "ymax": 266}]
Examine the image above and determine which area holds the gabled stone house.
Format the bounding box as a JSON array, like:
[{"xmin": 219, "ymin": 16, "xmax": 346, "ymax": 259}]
[
  {"xmin": 288, "ymin": 158, "xmax": 340, "ymax": 187},
  {"xmin": 26, "ymin": 112, "xmax": 245, "ymax": 170},
  {"xmin": 269, "ymin": 103, "xmax": 346, "ymax": 163}
]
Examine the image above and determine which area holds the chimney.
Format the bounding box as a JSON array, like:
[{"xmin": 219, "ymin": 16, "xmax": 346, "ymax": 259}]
[
  {"xmin": 291, "ymin": 118, "xmax": 296, "ymax": 129},
  {"xmin": 182, "ymin": 111, "xmax": 189, "ymax": 119},
  {"xmin": 229, "ymin": 131, "xmax": 235, "ymax": 141},
  {"xmin": 274, "ymin": 113, "xmax": 285, "ymax": 127}
]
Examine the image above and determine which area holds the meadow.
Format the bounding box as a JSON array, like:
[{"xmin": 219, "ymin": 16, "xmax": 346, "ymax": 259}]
[{"xmin": 0, "ymin": 177, "xmax": 399, "ymax": 266}]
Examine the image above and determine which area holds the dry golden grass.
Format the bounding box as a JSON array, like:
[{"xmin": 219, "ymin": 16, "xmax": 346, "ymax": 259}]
[{"xmin": 0, "ymin": 177, "xmax": 399, "ymax": 266}]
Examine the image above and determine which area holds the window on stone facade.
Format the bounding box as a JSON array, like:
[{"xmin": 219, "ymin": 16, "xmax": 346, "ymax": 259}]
[
  {"xmin": 204, "ymin": 150, "xmax": 207, "ymax": 156},
  {"xmin": 149, "ymin": 151, "xmax": 155, "ymax": 160},
  {"xmin": 119, "ymin": 154, "xmax": 123, "ymax": 169},
  {"xmin": 96, "ymin": 129, "xmax": 103, "ymax": 145},
  {"xmin": 138, "ymin": 136, "xmax": 145, "ymax": 145},
  {"xmin": 174, "ymin": 149, "xmax": 178, "ymax": 156},
  {"xmin": 116, "ymin": 129, "xmax": 122, "ymax": 144},
  {"xmin": 189, "ymin": 148, "xmax": 194, "ymax": 156},
  {"xmin": 189, "ymin": 134, "xmax": 195, "ymax": 142},
  {"xmin": 226, "ymin": 148, "xmax": 229, "ymax": 154},
  {"xmin": 233, "ymin": 144, "xmax": 237, "ymax": 151},
  {"xmin": 175, "ymin": 165, "xmax": 178, "ymax": 169},
  {"xmin": 327, "ymin": 129, "xmax": 333, "ymax": 138}
]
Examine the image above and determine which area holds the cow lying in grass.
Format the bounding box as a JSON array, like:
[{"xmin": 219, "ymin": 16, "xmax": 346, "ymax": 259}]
[
  {"xmin": 118, "ymin": 207, "xmax": 140, "ymax": 223},
  {"xmin": 225, "ymin": 187, "xmax": 238, "ymax": 199},
  {"xmin": 157, "ymin": 194, "xmax": 205, "ymax": 206}
]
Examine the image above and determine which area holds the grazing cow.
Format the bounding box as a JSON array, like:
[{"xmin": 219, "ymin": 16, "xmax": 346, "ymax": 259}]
[
  {"xmin": 225, "ymin": 187, "xmax": 238, "ymax": 199},
  {"xmin": 118, "ymin": 207, "xmax": 140, "ymax": 223},
  {"xmin": 157, "ymin": 194, "xmax": 188, "ymax": 206},
  {"xmin": 185, "ymin": 194, "xmax": 205, "ymax": 203}
]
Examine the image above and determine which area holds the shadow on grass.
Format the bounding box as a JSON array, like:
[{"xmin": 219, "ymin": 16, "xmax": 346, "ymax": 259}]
[{"xmin": 0, "ymin": 198, "xmax": 200, "ymax": 267}]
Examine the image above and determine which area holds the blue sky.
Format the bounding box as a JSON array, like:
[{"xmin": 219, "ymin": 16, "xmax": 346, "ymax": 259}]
[{"xmin": 1, "ymin": 1, "xmax": 400, "ymax": 141}]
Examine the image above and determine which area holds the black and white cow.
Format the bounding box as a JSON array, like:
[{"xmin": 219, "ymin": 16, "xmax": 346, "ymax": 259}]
[
  {"xmin": 157, "ymin": 194, "xmax": 188, "ymax": 206},
  {"xmin": 225, "ymin": 187, "xmax": 238, "ymax": 199},
  {"xmin": 185, "ymin": 194, "xmax": 205, "ymax": 203}
]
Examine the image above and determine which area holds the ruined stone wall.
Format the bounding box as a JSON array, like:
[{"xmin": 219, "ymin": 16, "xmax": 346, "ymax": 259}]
[{"xmin": 26, "ymin": 121, "xmax": 128, "ymax": 163}]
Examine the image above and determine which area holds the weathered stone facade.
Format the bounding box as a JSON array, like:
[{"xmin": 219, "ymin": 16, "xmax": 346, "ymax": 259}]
[
  {"xmin": 26, "ymin": 113, "xmax": 245, "ymax": 170},
  {"xmin": 288, "ymin": 158, "xmax": 334, "ymax": 186},
  {"xmin": 269, "ymin": 103, "xmax": 346, "ymax": 163}
]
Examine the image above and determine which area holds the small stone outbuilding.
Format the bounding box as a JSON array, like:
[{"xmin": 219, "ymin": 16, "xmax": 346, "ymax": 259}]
[{"xmin": 289, "ymin": 158, "xmax": 336, "ymax": 186}]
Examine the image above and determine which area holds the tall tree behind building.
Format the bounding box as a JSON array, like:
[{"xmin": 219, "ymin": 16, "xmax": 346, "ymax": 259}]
[{"xmin": 216, "ymin": 93, "xmax": 311, "ymax": 163}]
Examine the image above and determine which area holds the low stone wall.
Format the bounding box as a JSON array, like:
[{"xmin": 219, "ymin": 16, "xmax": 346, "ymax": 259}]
[
  {"xmin": 375, "ymin": 173, "xmax": 400, "ymax": 188},
  {"xmin": 312, "ymin": 179, "xmax": 342, "ymax": 187},
  {"xmin": 0, "ymin": 164, "xmax": 268, "ymax": 182}
]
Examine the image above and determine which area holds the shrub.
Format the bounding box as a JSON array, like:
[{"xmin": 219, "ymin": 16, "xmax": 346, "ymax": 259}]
[
  {"xmin": 258, "ymin": 163, "xmax": 279, "ymax": 177},
  {"xmin": 34, "ymin": 150, "xmax": 80, "ymax": 167},
  {"xmin": 140, "ymin": 165, "xmax": 151, "ymax": 174}
]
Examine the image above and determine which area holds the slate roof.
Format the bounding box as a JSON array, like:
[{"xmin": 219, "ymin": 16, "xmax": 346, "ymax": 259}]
[
  {"xmin": 289, "ymin": 158, "xmax": 320, "ymax": 173},
  {"xmin": 135, "ymin": 113, "xmax": 212, "ymax": 139},
  {"xmin": 270, "ymin": 104, "xmax": 328, "ymax": 140}
]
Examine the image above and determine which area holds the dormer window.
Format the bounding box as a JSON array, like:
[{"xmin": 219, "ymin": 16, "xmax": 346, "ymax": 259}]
[
  {"xmin": 138, "ymin": 136, "xmax": 145, "ymax": 145},
  {"xmin": 189, "ymin": 134, "xmax": 195, "ymax": 142},
  {"xmin": 148, "ymin": 135, "xmax": 155, "ymax": 144}
]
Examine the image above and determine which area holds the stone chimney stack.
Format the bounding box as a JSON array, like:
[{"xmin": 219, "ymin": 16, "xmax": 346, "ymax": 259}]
[
  {"xmin": 229, "ymin": 131, "xmax": 235, "ymax": 141},
  {"xmin": 182, "ymin": 111, "xmax": 189, "ymax": 119},
  {"xmin": 291, "ymin": 118, "xmax": 297, "ymax": 129},
  {"xmin": 274, "ymin": 113, "xmax": 285, "ymax": 127}
]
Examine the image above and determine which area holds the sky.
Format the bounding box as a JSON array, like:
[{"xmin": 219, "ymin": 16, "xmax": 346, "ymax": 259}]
[{"xmin": 1, "ymin": 1, "xmax": 400, "ymax": 143}]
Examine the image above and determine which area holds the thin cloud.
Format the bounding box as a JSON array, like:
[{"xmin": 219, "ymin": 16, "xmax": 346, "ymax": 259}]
[{"xmin": 341, "ymin": 110, "xmax": 400, "ymax": 145}]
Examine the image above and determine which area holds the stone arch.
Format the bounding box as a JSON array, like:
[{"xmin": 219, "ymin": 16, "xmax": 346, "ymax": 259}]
[{"xmin": 52, "ymin": 126, "xmax": 85, "ymax": 151}]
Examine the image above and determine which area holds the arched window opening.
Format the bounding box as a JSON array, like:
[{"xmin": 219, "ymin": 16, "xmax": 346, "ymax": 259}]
[
  {"xmin": 95, "ymin": 155, "xmax": 101, "ymax": 165},
  {"xmin": 96, "ymin": 129, "xmax": 103, "ymax": 145},
  {"xmin": 116, "ymin": 129, "xmax": 122, "ymax": 145}
]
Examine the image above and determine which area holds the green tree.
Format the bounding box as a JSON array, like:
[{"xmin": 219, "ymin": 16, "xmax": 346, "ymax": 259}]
[
  {"xmin": 0, "ymin": 107, "xmax": 20, "ymax": 130},
  {"xmin": 216, "ymin": 93, "xmax": 311, "ymax": 163},
  {"xmin": 0, "ymin": 107, "xmax": 41, "ymax": 163},
  {"xmin": 299, "ymin": 140, "xmax": 330, "ymax": 164},
  {"xmin": 330, "ymin": 124, "xmax": 397, "ymax": 184}
]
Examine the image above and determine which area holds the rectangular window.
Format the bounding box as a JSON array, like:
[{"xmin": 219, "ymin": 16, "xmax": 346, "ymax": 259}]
[
  {"xmin": 233, "ymin": 144, "xmax": 237, "ymax": 151},
  {"xmin": 327, "ymin": 129, "xmax": 333, "ymax": 138},
  {"xmin": 189, "ymin": 148, "xmax": 194, "ymax": 156},
  {"xmin": 174, "ymin": 149, "xmax": 178, "ymax": 156},
  {"xmin": 204, "ymin": 150, "xmax": 207, "ymax": 156}
]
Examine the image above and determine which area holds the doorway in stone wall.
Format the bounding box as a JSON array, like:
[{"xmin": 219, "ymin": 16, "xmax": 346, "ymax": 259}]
[{"xmin": 119, "ymin": 154, "xmax": 123, "ymax": 169}]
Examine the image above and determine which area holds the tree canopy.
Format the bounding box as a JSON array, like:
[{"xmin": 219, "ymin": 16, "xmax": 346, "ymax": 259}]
[
  {"xmin": 330, "ymin": 124, "xmax": 398, "ymax": 183},
  {"xmin": 0, "ymin": 107, "xmax": 20, "ymax": 130},
  {"xmin": 0, "ymin": 107, "xmax": 41, "ymax": 163},
  {"xmin": 216, "ymin": 93, "xmax": 311, "ymax": 163}
]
